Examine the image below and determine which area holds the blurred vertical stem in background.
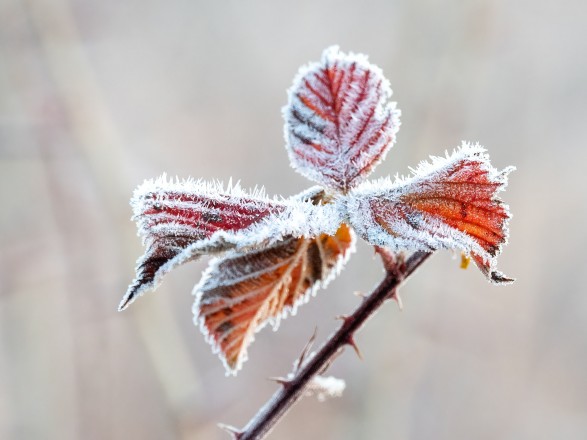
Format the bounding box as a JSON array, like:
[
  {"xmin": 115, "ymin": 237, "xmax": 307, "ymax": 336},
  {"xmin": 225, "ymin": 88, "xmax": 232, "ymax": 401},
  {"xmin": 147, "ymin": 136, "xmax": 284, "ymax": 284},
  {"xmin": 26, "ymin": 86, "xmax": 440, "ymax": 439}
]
[{"xmin": 22, "ymin": 0, "xmax": 202, "ymax": 435}]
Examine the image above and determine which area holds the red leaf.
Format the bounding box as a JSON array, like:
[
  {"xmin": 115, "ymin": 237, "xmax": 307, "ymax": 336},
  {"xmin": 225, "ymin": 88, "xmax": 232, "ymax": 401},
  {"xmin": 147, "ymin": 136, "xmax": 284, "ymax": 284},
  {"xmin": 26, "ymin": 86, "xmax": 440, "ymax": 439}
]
[
  {"xmin": 284, "ymin": 46, "xmax": 400, "ymax": 193},
  {"xmin": 120, "ymin": 177, "xmax": 286, "ymax": 310},
  {"xmin": 348, "ymin": 144, "xmax": 514, "ymax": 283},
  {"xmin": 194, "ymin": 223, "xmax": 355, "ymax": 374}
]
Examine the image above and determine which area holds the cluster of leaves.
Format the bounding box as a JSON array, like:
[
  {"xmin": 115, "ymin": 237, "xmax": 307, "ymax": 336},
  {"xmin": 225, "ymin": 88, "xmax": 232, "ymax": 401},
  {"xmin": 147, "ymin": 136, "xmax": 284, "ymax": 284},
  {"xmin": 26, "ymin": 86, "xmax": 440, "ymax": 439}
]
[{"xmin": 120, "ymin": 46, "xmax": 514, "ymax": 375}]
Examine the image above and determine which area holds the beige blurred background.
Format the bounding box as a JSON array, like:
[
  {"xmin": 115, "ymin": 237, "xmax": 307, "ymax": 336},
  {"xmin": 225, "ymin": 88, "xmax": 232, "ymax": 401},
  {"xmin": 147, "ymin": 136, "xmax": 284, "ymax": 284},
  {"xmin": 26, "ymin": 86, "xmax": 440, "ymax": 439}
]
[{"xmin": 1, "ymin": 0, "xmax": 586, "ymax": 439}]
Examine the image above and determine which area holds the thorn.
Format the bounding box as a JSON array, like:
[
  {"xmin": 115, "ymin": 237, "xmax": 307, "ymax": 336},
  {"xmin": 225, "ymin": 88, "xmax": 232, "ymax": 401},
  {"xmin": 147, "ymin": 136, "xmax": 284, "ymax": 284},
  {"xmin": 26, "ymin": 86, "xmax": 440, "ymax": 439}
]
[
  {"xmin": 346, "ymin": 335, "xmax": 363, "ymax": 360},
  {"xmin": 268, "ymin": 376, "xmax": 293, "ymax": 389},
  {"xmin": 335, "ymin": 314, "xmax": 352, "ymax": 325},
  {"xmin": 336, "ymin": 314, "xmax": 359, "ymax": 331},
  {"xmin": 389, "ymin": 289, "xmax": 404, "ymax": 310},
  {"xmin": 353, "ymin": 290, "xmax": 367, "ymax": 300},
  {"xmin": 294, "ymin": 327, "xmax": 317, "ymax": 371},
  {"xmin": 217, "ymin": 423, "xmax": 243, "ymax": 439},
  {"xmin": 318, "ymin": 347, "xmax": 345, "ymax": 375}
]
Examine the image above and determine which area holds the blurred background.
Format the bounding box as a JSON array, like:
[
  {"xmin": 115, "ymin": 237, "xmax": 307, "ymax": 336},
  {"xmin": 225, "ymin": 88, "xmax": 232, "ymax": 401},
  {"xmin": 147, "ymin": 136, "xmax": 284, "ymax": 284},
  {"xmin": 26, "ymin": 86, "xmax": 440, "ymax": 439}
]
[{"xmin": 1, "ymin": 0, "xmax": 586, "ymax": 438}]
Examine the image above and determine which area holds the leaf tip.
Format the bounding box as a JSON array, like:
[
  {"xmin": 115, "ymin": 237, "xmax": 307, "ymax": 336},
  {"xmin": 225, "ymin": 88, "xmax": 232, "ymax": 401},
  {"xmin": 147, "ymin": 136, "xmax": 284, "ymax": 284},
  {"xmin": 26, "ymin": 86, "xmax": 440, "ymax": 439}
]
[
  {"xmin": 490, "ymin": 271, "xmax": 515, "ymax": 285},
  {"xmin": 117, "ymin": 299, "xmax": 130, "ymax": 312}
]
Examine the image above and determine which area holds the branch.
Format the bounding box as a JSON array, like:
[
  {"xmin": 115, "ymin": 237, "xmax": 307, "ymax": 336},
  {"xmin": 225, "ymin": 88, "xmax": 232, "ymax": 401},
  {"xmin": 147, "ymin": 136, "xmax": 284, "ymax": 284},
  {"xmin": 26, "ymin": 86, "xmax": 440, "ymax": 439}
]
[{"xmin": 223, "ymin": 250, "xmax": 433, "ymax": 440}]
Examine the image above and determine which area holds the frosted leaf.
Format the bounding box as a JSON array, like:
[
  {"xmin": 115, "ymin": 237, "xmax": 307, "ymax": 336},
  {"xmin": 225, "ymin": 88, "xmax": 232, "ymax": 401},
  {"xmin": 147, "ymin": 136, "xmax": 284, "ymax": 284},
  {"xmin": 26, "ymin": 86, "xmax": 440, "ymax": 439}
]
[
  {"xmin": 284, "ymin": 46, "xmax": 401, "ymax": 193},
  {"xmin": 120, "ymin": 177, "xmax": 344, "ymax": 311},
  {"xmin": 346, "ymin": 143, "xmax": 515, "ymax": 283},
  {"xmin": 194, "ymin": 222, "xmax": 355, "ymax": 374}
]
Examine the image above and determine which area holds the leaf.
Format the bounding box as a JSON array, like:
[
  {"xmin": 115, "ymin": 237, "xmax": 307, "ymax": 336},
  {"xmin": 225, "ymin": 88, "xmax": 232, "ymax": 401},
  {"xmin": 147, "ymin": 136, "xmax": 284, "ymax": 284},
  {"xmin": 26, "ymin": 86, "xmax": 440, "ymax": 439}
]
[
  {"xmin": 194, "ymin": 223, "xmax": 356, "ymax": 374},
  {"xmin": 347, "ymin": 143, "xmax": 514, "ymax": 283},
  {"xmin": 284, "ymin": 46, "xmax": 401, "ymax": 193},
  {"xmin": 120, "ymin": 178, "xmax": 345, "ymax": 311}
]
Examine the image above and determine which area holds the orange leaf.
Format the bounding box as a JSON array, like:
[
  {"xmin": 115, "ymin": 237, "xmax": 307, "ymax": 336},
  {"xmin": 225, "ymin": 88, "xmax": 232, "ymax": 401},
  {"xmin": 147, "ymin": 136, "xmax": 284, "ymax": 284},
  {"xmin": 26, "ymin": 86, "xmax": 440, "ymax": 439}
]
[
  {"xmin": 194, "ymin": 224, "xmax": 355, "ymax": 374},
  {"xmin": 348, "ymin": 143, "xmax": 514, "ymax": 283}
]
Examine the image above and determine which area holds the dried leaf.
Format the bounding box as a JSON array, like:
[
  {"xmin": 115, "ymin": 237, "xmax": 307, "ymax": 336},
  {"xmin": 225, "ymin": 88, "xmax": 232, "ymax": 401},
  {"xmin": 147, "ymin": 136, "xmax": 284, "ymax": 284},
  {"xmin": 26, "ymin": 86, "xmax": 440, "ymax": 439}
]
[
  {"xmin": 347, "ymin": 143, "xmax": 514, "ymax": 283},
  {"xmin": 194, "ymin": 223, "xmax": 355, "ymax": 374},
  {"xmin": 284, "ymin": 46, "xmax": 400, "ymax": 193}
]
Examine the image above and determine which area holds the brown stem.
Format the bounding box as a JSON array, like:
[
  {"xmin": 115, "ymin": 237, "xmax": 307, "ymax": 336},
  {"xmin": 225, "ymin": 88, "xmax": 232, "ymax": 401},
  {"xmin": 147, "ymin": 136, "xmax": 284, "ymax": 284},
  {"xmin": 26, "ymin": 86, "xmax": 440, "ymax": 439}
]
[{"xmin": 227, "ymin": 250, "xmax": 433, "ymax": 440}]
